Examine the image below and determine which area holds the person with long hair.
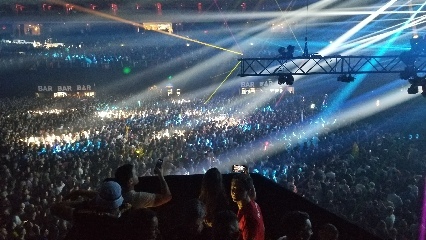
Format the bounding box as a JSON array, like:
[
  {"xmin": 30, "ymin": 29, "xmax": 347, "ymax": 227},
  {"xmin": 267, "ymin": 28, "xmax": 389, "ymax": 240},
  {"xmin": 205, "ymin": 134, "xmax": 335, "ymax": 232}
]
[{"xmin": 199, "ymin": 168, "xmax": 230, "ymax": 227}]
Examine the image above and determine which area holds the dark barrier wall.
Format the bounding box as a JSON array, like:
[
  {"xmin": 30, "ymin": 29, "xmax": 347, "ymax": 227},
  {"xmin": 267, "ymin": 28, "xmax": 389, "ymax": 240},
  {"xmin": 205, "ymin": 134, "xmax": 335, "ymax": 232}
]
[{"xmin": 135, "ymin": 173, "xmax": 381, "ymax": 240}]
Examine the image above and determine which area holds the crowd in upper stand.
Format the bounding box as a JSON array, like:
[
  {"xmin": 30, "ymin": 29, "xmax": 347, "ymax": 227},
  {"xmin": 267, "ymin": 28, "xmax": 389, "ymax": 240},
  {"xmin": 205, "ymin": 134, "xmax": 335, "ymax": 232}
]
[
  {"xmin": 0, "ymin": 29, "xmax": 278, "ymax": 72},
  {"xmin": 0, "ymin": 42, "xmax": 210, "ymax": 71},
  {"xmin": 0, "ymin": 92, "xmax": 424, "ymax": 239},
  {"xmin": 0, "ymin": 1, "xmax": 278, "ymax": 15}
]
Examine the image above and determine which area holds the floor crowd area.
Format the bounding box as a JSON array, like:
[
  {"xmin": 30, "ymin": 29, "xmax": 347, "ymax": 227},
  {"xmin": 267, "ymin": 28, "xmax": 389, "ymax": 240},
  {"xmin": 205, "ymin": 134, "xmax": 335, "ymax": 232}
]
[{"xmin": 0, "ymin": 94, "xmax": 424, "ymax": 240}]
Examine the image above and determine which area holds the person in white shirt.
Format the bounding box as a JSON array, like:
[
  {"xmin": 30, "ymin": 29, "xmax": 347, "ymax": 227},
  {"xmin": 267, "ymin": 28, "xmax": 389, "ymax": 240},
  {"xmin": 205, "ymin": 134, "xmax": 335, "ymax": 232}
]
[{"xmin": 115, "ymin": 163, "xmax": 172, "ymax": 209}]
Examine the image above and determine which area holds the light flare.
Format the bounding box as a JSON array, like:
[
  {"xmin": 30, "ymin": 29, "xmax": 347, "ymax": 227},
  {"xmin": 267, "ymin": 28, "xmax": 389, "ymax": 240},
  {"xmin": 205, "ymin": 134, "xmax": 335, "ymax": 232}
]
[
  {"xmin": 320, "ymin": 0, "xmax": 398, "ymax": 56},
  {"xmin": 205, "ymin": 62, "xmax": 241, "ymax": 104},
  {"xmin": 47, "ymin": 0, "xmax": 243, "ymax": 55}
]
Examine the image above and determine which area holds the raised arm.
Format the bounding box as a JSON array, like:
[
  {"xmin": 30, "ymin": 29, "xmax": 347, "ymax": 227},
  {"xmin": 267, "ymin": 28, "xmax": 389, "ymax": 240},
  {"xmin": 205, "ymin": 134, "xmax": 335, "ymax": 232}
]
[{"xmin": 152, "ymin": 165, "xmax": 172, "ymax": 207}]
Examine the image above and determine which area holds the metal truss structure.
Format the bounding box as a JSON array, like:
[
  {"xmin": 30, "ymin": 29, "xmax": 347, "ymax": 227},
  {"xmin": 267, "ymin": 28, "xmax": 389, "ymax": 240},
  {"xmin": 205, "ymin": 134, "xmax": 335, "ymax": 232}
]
[{"xmin": 237, "ymin": 55, "xmax": 426, "ymax": 77}]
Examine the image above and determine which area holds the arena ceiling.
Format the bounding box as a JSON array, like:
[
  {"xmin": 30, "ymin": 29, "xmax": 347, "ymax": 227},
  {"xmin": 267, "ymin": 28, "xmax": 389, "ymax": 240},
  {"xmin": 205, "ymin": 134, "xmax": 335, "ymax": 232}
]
[
  {"xmin": 0, "ymin": 0, "xmax": 379, "ymax": 12},
  {"xmin": 0, "ymin": 0, "xmax": 383, "ymax": 25}
]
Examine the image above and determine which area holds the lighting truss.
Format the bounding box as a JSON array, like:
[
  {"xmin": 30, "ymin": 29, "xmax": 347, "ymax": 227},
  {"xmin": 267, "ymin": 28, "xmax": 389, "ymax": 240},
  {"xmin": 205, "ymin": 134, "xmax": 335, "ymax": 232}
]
[{"xmin": 237, "ymin": 55, "xmax": 426, "ymax": 76}]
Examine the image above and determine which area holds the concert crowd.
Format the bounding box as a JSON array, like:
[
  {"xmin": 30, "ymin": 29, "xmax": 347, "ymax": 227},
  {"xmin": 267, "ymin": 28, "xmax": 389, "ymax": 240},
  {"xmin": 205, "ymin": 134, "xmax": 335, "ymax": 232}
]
[{"xmin": 0, "ymin": 90, "xmax": 424, "ymax": 239}]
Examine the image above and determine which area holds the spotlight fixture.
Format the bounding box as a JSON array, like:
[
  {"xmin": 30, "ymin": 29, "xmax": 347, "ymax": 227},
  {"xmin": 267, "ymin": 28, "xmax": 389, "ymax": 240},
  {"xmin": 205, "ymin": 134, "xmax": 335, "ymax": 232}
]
[
  {"xmin": 278, "ymin": 73, "xmax": 294, "ymax": 85},
  {"xmin": 407, "ymin": 84, "xmax": 419, "ymax": 94},
  {"xmin": 278, "ymin": 45, "xmax": 295, "ymax": 59},
  {"xmin": 404, "ymin": 76, "xmax": 426, "ymax": 96},
  {"xmin": 408, "ymin": 76, "xmax": 422, "ymax": 86},
  {"xmin": 337, "ymin": 74, "xmax": 355, "ymax": 83},
  {"xmin": 410, "ymin": 35, "xmax": 426, "ymax": 54}
]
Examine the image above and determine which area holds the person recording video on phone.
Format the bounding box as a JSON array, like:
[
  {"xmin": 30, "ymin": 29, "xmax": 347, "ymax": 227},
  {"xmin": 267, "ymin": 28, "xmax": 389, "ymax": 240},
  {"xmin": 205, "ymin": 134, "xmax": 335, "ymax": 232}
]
[{"xmin": 115, "ymin": 161, "xmax": 172, "ymax": 209}]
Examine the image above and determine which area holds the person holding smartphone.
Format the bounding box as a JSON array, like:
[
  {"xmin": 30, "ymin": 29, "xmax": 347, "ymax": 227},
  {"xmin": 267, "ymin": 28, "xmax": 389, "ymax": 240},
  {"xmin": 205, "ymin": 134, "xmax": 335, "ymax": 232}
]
[{"xmin": 115, "ymin": 161, "xmax": 172, "ymax": 209}]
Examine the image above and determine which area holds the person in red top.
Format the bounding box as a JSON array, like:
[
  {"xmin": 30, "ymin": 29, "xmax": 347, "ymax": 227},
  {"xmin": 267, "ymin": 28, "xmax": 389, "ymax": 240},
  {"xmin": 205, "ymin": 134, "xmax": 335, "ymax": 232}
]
[{"xmin": 231, "ymin": 173, "xmax": 265, "ymax": 240}]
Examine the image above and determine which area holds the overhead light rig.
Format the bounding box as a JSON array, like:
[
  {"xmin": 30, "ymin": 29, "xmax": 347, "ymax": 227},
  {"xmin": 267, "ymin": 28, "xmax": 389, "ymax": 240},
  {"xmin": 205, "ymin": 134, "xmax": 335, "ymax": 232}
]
[
  {"xmin": 399, "ymin": 35, "xmax": 426, "ymax": 97},
  {"xmin": 238, "ymin": 54, "xmax": 426, "ymax": 77},
  {"xmin": 237, "ymin": 40, "xmax": 426, "ymax": 96}
]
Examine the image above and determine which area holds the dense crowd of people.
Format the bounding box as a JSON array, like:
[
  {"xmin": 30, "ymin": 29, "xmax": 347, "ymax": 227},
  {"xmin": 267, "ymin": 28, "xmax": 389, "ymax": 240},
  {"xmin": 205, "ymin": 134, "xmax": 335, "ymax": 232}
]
[
  {"xmin": 0, "ymin": 30, "xmax": 247, "ymax": 72},
  {"xmin": 0, "ymin": 44, "xmax": 208, "ymax": 72},
  {"xmin": 0, "ymin": 91, "xmax": 424, "ymax": 239},
  {"xmin": 0, "ymin": 27, "xmax": 282, "ymax": 74}
]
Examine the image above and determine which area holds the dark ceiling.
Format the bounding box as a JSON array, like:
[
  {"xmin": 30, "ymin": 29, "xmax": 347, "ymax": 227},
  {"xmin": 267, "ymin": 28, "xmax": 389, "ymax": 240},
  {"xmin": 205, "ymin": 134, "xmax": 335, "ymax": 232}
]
[{"xmin": 0, "ymin": 0, "xmax": 321, "ymax": 13}]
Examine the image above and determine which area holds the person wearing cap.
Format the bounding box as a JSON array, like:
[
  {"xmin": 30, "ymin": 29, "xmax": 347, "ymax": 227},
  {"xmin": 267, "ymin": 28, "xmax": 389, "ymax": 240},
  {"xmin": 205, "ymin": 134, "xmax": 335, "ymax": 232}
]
[
  {"xmin": 115, "ymin": 163, "xmax": 172, "ymax": 209},
  {"xmin": 51, "ymin": 180, "xmax": 130, "ymax": 240}
]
